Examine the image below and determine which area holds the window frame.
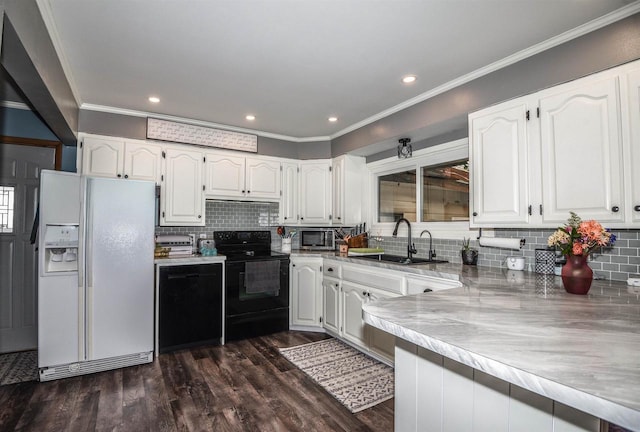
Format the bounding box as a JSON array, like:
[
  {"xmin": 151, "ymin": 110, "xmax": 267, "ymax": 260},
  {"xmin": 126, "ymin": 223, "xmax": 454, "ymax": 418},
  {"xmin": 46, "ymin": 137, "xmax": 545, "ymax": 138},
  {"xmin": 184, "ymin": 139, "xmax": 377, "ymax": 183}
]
[{"xmin": 367, "ymin": 138, "xmax": 475, "ymax": 238}]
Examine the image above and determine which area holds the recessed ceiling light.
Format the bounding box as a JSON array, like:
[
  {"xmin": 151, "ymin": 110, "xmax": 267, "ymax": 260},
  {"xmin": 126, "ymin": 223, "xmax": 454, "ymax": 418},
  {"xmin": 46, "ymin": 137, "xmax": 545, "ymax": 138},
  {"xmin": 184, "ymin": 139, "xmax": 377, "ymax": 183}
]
[
  {"xmin": 402, "ymin": 75, "xmax": 417, "ymax": 84},
  {"xmin": 148, "ymin": 96, "xmax": 160, "ymax": 103},
  {"xmin": 246, "ymin": 114, "xmax": 256, "ymax": 121},
  {"xmin": 328, "ymin": 116, "xmax": 338, "ymax": 122}
]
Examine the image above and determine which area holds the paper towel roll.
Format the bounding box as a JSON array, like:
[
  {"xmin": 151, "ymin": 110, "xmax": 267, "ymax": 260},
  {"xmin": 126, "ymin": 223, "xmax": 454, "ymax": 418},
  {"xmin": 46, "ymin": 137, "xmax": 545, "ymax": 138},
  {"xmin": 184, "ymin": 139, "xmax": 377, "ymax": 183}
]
[{"xmin": 478, "ymin": 237, "xmax": 524, "ymax": 250}]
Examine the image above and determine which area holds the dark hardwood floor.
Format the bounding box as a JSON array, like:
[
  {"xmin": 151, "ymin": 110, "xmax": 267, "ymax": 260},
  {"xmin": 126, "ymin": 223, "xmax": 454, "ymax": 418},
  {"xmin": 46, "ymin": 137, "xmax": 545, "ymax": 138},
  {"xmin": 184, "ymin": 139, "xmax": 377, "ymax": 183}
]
[{"xmin": 0, "ymin": 331, "xmax": 394, "ymax": 431}]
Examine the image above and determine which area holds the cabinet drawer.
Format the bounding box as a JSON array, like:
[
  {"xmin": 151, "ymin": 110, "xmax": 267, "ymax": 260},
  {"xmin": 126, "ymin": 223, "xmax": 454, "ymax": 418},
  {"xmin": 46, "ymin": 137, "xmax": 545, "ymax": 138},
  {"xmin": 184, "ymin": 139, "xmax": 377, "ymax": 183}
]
[
  {"xmin": 405, "ymin": 275, "xmax": 461, "ymax": 295},
  {"xmin": 342, "ymin": 264, "xmax": 403, "ymax": 294},
  {"xmin": 323, "ymin": 260, "xmax": 341, "ymax": 278}
]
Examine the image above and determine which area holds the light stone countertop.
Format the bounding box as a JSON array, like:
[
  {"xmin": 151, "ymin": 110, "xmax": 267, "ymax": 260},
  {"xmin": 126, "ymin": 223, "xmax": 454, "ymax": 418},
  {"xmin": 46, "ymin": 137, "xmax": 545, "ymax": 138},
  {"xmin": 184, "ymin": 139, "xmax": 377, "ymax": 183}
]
[
  {"xmin": 357, "ymin": 261, "xmax": 640, "ymax": 431},
  {"xmin": 154, "ymin": 255, "xmax": 227, "ymax": 265}
]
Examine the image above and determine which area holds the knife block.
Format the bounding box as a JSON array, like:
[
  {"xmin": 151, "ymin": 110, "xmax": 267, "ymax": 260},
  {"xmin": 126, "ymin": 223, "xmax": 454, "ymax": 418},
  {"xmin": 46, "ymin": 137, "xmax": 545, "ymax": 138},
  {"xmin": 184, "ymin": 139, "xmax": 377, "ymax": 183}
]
[{"xmin": 347, "ymin": 234, "xmax": 368, "ymax": 248}]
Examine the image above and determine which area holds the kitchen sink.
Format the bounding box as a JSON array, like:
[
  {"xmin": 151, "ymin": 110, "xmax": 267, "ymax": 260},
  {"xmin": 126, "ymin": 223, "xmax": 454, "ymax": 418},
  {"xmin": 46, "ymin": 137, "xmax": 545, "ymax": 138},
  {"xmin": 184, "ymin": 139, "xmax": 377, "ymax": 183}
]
[{"xmin": 353, "ymin": 254, "xmax": 448, "ymax": 265}]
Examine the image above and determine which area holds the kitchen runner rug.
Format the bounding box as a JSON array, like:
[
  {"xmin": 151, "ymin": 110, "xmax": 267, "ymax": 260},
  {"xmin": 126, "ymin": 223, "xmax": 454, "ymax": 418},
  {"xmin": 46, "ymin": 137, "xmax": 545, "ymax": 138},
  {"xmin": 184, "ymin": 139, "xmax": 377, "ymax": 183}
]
[
  {"xmin": 279, "ymin": 338, "xmax": 394, "ymax": 413},
  {"xmin": 0, "ymin": 350, "xmax": 38, "ymax": 386}
]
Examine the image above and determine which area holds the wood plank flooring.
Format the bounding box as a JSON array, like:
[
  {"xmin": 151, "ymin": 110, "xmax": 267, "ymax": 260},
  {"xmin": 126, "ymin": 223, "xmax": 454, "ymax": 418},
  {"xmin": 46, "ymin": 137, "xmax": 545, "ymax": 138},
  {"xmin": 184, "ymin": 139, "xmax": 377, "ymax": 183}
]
[{"xmin": 0, "ymin": 331, "xmax": 394, "ymax": 431}]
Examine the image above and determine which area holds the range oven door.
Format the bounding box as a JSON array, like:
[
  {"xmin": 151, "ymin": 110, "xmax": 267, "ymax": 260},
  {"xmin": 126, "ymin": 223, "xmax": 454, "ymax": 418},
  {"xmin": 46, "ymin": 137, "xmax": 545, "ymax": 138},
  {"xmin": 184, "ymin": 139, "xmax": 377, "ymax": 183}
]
[{"xmin": 225, "ymin": 258, "xmax": 290, "ymax": 317}]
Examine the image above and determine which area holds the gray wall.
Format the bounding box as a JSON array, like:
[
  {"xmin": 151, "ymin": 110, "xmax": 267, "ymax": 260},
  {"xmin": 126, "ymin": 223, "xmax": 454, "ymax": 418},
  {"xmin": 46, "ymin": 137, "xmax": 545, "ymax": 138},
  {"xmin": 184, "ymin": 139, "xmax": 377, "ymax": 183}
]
[
  {"xmin": 0, "ymin": 106, "xmax": 56, "ymax": 140},
  {"xmin": 1, "ymin": 0, "xmax": 78, "ymax": 145},
  {"xmin": 335, "ymin": 12, "xmax": 640, "ymax": 159},
  {"xmin": 78, "ymin": 109, "xmax": 332, "ymax": 159}
]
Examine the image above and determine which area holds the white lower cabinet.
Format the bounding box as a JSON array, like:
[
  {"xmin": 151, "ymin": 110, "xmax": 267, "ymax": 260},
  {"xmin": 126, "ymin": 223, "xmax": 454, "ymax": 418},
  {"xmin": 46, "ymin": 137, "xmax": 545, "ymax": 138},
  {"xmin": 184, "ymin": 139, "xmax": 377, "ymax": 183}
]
[
  {"xmin": 395, "ymin": 338, "xmax": 602, "ymax": 432},
  {"xmin": 290, "ymin": 257, "xmax": 323, "ymax": 330},
  {"xmin": 366, "ymin": 288, "xmax": 396, "ymax": 362},
  {"xmin": 341, "ymin": 281, "xmax": 368, "ymax": 348},
  {"xmin": 321, "ymin": 277, "xmax": 340, "ymax": 335}
]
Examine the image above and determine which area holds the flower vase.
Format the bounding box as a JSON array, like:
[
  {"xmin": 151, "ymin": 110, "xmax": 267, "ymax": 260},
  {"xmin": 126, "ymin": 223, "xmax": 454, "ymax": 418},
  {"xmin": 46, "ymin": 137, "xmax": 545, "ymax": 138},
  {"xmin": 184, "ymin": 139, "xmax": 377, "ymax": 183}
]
[{"xmin": 561, "ymin": 255, "xmax": 593, "ymax": 295}]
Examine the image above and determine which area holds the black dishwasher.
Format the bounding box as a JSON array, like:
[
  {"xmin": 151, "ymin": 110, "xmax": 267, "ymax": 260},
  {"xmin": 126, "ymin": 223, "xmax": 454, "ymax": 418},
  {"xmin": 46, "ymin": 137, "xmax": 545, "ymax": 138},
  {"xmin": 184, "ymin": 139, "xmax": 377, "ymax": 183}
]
[{"xmin": 159, "ymin": 263, "xmax": 223, "ymax": 353}]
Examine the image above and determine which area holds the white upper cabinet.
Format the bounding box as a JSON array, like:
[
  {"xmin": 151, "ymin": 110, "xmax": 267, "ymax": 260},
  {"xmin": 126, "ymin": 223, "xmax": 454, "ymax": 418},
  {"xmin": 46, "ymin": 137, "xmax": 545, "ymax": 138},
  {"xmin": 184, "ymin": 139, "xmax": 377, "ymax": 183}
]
[
  {"xmin": 204, "ymin": 152, "xmax": 280, "ymax": 201},
  {"xmin": 81, "ymin": 136, "xmax": 124, "ymax": 178},
  {"xmin": 162, "ymin": 147, "xmax": 204, "ymax": 226},
  {"xmin": 469, "ymin": 60, "xmax": 634, "ymax": 227},
  {"xmin": 299, "ymin": 160, "xmax": 332, "ymax": 224},
  {"xmin": 469, "ymin": 97, "xmax": 532, "ymax": 226},
  {"xmin": 332, "ymin": 155, "xmax": 366, "ymax": 226},
  {"xmin": 81, "ymin": 136, "xmax": 162, "ymax": 184},
  {"xmin": 280, "ymin": 161, "xmax": 299, "ymax": 224},
  {"xmin": 538, "ymin": 74, "xmax": 624, "ymax": 224},
  {"xmin": 621, "ymin": 63, "xmax": 640, "ymax": 223}
]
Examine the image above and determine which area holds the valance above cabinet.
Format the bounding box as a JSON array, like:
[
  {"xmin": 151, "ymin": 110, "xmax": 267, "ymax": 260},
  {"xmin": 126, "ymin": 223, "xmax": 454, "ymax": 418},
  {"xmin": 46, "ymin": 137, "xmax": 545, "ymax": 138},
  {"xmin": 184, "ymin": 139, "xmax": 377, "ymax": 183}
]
[{"xmin": 469, "ymin": 58, "xmax": 640, "ymax": 228}]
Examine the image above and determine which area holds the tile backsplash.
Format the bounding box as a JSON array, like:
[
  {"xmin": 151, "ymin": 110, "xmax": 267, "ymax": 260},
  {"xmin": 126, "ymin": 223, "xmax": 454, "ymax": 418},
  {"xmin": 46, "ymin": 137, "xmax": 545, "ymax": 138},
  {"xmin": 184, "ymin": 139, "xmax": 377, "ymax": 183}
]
[
  {"xmin": 156, "ymin": 202, "xmax": 639, "ymax": 281},
  {"xmin": 378, "ymin": 228, "xmax": 640, "ymax": 282}
]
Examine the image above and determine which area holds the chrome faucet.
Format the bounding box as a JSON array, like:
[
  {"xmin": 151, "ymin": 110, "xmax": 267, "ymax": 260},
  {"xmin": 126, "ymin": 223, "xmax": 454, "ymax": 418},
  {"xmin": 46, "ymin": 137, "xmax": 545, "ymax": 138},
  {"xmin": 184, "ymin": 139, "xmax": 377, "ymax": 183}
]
[
  {"xmin": 392, "ymin": 218, "xmax": 417, "ymax": 261},
  {"xmin": 420, "ymin": 229, "xmax": 436, "ymax": 260}
]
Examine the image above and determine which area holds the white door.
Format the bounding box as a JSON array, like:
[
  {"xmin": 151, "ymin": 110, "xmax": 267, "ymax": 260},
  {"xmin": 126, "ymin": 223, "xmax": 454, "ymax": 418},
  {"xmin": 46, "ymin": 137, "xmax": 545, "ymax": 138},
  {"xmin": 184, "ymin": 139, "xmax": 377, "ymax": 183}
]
[
  {"xmin": 85, "ymin": 177, "xmax": 155, "ymax": 360},
  {"xmin": 204, "ymin": 153, "xmax": 245, "ymax": 198},
  {"xmin": 245, "ymin": 157, "xmax": 280, "ymax": 200},
  {"xmin": 341, "ymin": 281, "xmax": 367, "ymax": 349},
  {"xmin": 81, "ymin": 137, "xmax": 124, "ymax": 178},
  {"xmin": 623, "ymin": 67, "xmax": 640, "ymax": 223},
  {"xmin": 0, "ymin": 144, "xmax": 55, "ymax": 353},
  {"xmin": 123, "ymin": 142, "xmax": 162, "ymax": 184},
  {"xmin": 299, "ymin": 161, "xmax": 331, "ymax": 224},
  {"xmin": 367, "ymin": 288, "xmax": 396, "ymax": 362},
  {"xmin": 280, "ymin": 162, "xmax": 299, "ymax": 224},
  {"xmin": 290, "ymin": 260, "xmax": 320, "ymax": 327},
  {"xmin": 162, "ymin": 148, "xmax": 204, "ymax": 226},
  {"xmin": 469, "ymin": 98, "xmax": 531, "ymax": 226},
  {"xmin": 539, "ymin": 75, "xmax": 624, "ymax": 224},
  {"xmin": 322, "ymin": 278, "xmax": 340, "ymax": 334}
]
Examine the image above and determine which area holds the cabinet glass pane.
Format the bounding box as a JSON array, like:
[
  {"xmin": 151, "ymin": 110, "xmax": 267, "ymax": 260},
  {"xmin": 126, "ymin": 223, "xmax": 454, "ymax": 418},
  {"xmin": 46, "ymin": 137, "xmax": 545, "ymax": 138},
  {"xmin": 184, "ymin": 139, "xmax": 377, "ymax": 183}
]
[
  {"xmin": 378, "ymin": 170, "xmax": 416, "ymax": 222},
  {"xmin": 421, "ymin": 161, "xmax": 469, "ymax": 222}
]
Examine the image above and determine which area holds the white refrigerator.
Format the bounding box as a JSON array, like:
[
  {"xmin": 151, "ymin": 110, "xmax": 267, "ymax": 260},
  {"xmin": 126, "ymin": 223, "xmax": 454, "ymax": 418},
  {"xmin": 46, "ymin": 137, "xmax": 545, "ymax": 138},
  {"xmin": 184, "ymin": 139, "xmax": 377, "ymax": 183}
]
[{"xmin": 38, "ymin": 170, "xmax": 155, "ymax": 381}]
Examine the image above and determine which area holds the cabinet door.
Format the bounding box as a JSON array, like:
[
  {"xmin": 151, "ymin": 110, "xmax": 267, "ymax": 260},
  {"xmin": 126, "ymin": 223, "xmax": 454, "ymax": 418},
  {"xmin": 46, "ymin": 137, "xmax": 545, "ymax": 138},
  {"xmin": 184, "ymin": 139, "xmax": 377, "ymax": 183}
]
[
  {"xmin": 367, "ymin": 287, "xmax": 397, "ymax": 363},
  {"xmin": 204, "ymin": 154, "xmax": 245, "ymax": 198},
  {"xmin": 322, "ymin": 278, "xmax": 340, "ymax": 334},
  {"xmin": 246, "ymin": 157, "xmax": 281, "ymax": 200},
  {"xmin": 123, "ymin": 142, "xmax": 162, "ymax": 184},
  {"xmin": 162, "ymin": 148, "xmax": 204, "ymax": 226},
  {"xmin": 332, "ymin": 156, "xmax": 345, "ymax": 224},
  {"xmin": 623, "ymin": 67, "xmax": 640, "ymax": 223},
  {"xmin": 469, "ymin": 98, "xmax": 531, "ymax": 226},
  {"xmin": 300, "ymin": 161, "xmax": 332, "ymax": 224},
  {"xmin": 290, "ymin": 259, "xmax": 322, "ymax": 327},
  {"xmin": 81, "ymin": 137, "xmax": 124, "ymax": 178},
  {"xmin": 280, "ymin": 162, "xmax": 299, "ymax": 224},
  {"xmin": 341, "ymin": 281, "xmax": 367, "ymax": 349},
  {"xmin": 539, "ymin": 75, "xmax": 624, "ymax": 224}
]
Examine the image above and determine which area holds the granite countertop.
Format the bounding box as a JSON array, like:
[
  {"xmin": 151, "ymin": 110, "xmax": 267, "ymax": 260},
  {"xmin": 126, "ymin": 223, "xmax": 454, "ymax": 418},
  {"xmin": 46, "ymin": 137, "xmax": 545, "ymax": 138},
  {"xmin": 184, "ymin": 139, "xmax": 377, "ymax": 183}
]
[
  {"xmin": 361, "ymin": 263, "xmax": 640, "ymax": 430},
  {"xmin": 154, "ymin": 255, "xmax": 227, "ymax": 265}
]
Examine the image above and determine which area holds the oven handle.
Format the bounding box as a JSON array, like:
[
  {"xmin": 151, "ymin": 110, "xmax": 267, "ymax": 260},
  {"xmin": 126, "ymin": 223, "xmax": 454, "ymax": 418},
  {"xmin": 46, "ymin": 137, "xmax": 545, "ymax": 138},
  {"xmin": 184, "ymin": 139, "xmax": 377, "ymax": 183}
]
[{"xmin": 167, "ymin": 273, "xmax": 201, "ymax": 280}]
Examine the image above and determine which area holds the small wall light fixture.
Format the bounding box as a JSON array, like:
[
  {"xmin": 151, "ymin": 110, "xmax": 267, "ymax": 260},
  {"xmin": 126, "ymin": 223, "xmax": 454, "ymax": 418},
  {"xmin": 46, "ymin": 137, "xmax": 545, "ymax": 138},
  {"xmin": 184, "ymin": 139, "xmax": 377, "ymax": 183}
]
[{"xmin": 397, "ymin": 137, "xmax": 412, "ymax": 159}]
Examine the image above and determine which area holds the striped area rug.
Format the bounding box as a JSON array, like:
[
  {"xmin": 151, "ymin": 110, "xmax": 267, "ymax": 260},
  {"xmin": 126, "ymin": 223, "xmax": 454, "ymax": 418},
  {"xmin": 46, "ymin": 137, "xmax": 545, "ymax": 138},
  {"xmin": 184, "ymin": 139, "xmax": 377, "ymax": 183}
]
[
  {"xmin": 0, "ymin": 350, "xmax": 38, "ymax": 386},
  {"xmin": 279, "ymin": 338, "xmax": 394, "ymax": 413}
]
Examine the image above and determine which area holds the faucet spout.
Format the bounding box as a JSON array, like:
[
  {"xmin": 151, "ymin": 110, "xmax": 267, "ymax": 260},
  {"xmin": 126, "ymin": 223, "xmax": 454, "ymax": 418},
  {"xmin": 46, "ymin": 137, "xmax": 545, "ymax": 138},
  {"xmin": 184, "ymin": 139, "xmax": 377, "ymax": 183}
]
[
  {"xmin": 420, "ymin": 229, "xmax": 435, "ymax": 260},
  {"xmin": 393, "ymin": 218, "xmax": 417, "ymax": 260}
]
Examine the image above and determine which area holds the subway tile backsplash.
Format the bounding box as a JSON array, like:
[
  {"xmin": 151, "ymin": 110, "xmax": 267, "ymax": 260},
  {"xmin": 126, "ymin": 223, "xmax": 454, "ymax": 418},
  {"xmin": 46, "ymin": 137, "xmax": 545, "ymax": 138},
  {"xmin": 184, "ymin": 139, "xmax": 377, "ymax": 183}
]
[{"xmin": 156, "ymin": 202, "xmax": 639, "ymax": 281}]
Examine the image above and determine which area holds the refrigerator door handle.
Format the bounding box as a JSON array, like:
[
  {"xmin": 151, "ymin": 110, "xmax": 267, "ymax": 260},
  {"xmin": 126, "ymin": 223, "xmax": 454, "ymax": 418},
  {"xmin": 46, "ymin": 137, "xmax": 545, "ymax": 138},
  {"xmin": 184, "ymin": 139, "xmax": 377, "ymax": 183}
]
[{"xmin": 84, "ymin": 178, "xmax": 95, "ymax": 360}]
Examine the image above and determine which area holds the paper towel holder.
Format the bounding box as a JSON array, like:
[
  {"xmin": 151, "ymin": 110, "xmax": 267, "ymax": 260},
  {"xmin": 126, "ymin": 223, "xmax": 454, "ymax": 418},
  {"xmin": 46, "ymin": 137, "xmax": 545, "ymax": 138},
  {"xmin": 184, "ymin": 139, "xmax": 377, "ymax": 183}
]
[{"xmin": 476, "ymin": 229, "xmax": 526, "ymax": 248}]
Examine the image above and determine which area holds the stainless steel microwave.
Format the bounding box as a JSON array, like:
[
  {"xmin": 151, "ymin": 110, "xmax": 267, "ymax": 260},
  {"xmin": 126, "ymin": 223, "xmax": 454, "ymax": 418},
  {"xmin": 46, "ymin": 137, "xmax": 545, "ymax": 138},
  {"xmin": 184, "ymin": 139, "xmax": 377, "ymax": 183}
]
[{"xmin": 299, "ymin": 229, "xmax": 335, "ymax": 250}]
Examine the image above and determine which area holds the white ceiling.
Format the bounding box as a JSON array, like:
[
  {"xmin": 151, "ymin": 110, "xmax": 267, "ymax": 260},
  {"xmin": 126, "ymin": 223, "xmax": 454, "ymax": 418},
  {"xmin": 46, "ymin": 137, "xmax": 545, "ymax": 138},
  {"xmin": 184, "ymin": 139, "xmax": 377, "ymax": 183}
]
[{"xmin": 39, "ymin": 0, "xmax": 638, "ymax": 142}]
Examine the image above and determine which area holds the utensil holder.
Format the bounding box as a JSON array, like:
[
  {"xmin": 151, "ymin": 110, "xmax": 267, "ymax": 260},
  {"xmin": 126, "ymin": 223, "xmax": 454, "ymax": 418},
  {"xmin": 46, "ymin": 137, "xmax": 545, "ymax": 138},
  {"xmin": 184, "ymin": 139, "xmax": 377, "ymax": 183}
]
[{"xmin": 282, "ymin": 238, "xmax": 291, "ymax": 253}]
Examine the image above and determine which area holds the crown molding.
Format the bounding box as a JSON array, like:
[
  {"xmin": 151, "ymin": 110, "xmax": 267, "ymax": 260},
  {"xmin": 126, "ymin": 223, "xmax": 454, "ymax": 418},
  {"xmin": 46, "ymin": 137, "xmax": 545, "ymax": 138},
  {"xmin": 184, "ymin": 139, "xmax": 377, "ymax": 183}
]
[
  {"xmin": 0, "ymin": 101, "xmax": 31, "ymax": 110},
  {"xmin": 80, "ymin": 103, "xmax": 331, "ymax": 143},
  {"xmin": 36, "ymin": 0, "xmax": 83, "ymax": 106},
  {"xmin": 330, "ymin": 1, "xmax": 640, "ymax": 140}
]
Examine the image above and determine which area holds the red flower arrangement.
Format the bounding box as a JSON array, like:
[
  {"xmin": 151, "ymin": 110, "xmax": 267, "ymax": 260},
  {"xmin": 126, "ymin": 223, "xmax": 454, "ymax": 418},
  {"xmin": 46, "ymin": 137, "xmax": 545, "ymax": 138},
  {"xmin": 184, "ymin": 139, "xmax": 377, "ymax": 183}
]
[{"xmin": 547, "ymin": 212, "xmax": 616, "ymax": 256}]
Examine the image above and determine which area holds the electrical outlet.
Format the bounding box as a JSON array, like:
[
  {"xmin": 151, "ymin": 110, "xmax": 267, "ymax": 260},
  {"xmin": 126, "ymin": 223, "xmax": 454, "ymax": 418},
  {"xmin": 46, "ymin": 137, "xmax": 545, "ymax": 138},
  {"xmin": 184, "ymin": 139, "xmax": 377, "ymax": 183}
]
[{"xmin": 199, "ymin": 233, "xmax": 207, "ymax": 239}]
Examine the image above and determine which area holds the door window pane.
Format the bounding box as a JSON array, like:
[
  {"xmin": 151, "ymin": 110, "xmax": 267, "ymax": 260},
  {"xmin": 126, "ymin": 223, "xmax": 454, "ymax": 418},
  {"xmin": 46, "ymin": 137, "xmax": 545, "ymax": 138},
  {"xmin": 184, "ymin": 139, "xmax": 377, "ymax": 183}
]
[
  {"xmin": 422, "ymin": 161, "xmax": 469, "ymax": 222},
  {"xmin": 378, "ymin": 170, "xmax": 416, "ymax": 222},
  {"xmin": 0, "ymin": 186, "xmax": 15, "ymax": 233}
]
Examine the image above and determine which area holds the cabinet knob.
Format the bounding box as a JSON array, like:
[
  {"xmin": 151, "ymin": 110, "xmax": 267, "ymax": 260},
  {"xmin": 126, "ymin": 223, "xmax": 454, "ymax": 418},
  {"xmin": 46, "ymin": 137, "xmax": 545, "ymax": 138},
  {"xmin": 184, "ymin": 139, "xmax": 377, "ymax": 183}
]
[
  {"xmin": 117, "ymin": 174, "xmax": 122, "ymax": 178},
  {"xmin": 423, "ymin": 288, "xmax": 433, "ymax": 293},
  {"xmin": 284, "ymin": 217, "xmax": 288, "ymax": 220},
  {"xmin": 198, "ymin": 215, "xmax": 202, "ymax": 219},
  {"xmin": 327, "ymin": 268, "xmax": 333, "ymax": 272},
  {"xmin": 337, "ymin": 217, "xmax": 341, "ymax": 220},
  {"xmin": 472, "ymin": 211, "xmax": 478, "ymax": 217},
  {"xmin": 301, "ymin": 217, "xmax": 304, "ymax": 220},
  {"xmin": 292, "ymin": 264, "xmax": 296, "ymax": 267},
  {"xmin": 247, "ymin": 190, "xmax": 250, "ymax": 194},
  {"xmin": 635, "ymin": 205, "xmax": 640, "ymax": 212},
  {"xmin": 612, "ymin": 206, "xmax": 620, "ymax": 213},
  {"xmin": 362, "ymin": 291, "xmax": 367, "ymax": 296},
  {"xmin": 124, "ymin": 174, "xmax": 129, "ymax": 179},
  {"xmin": 241, "ymin": 190, "xmax": 245, "ymax": 193}
]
